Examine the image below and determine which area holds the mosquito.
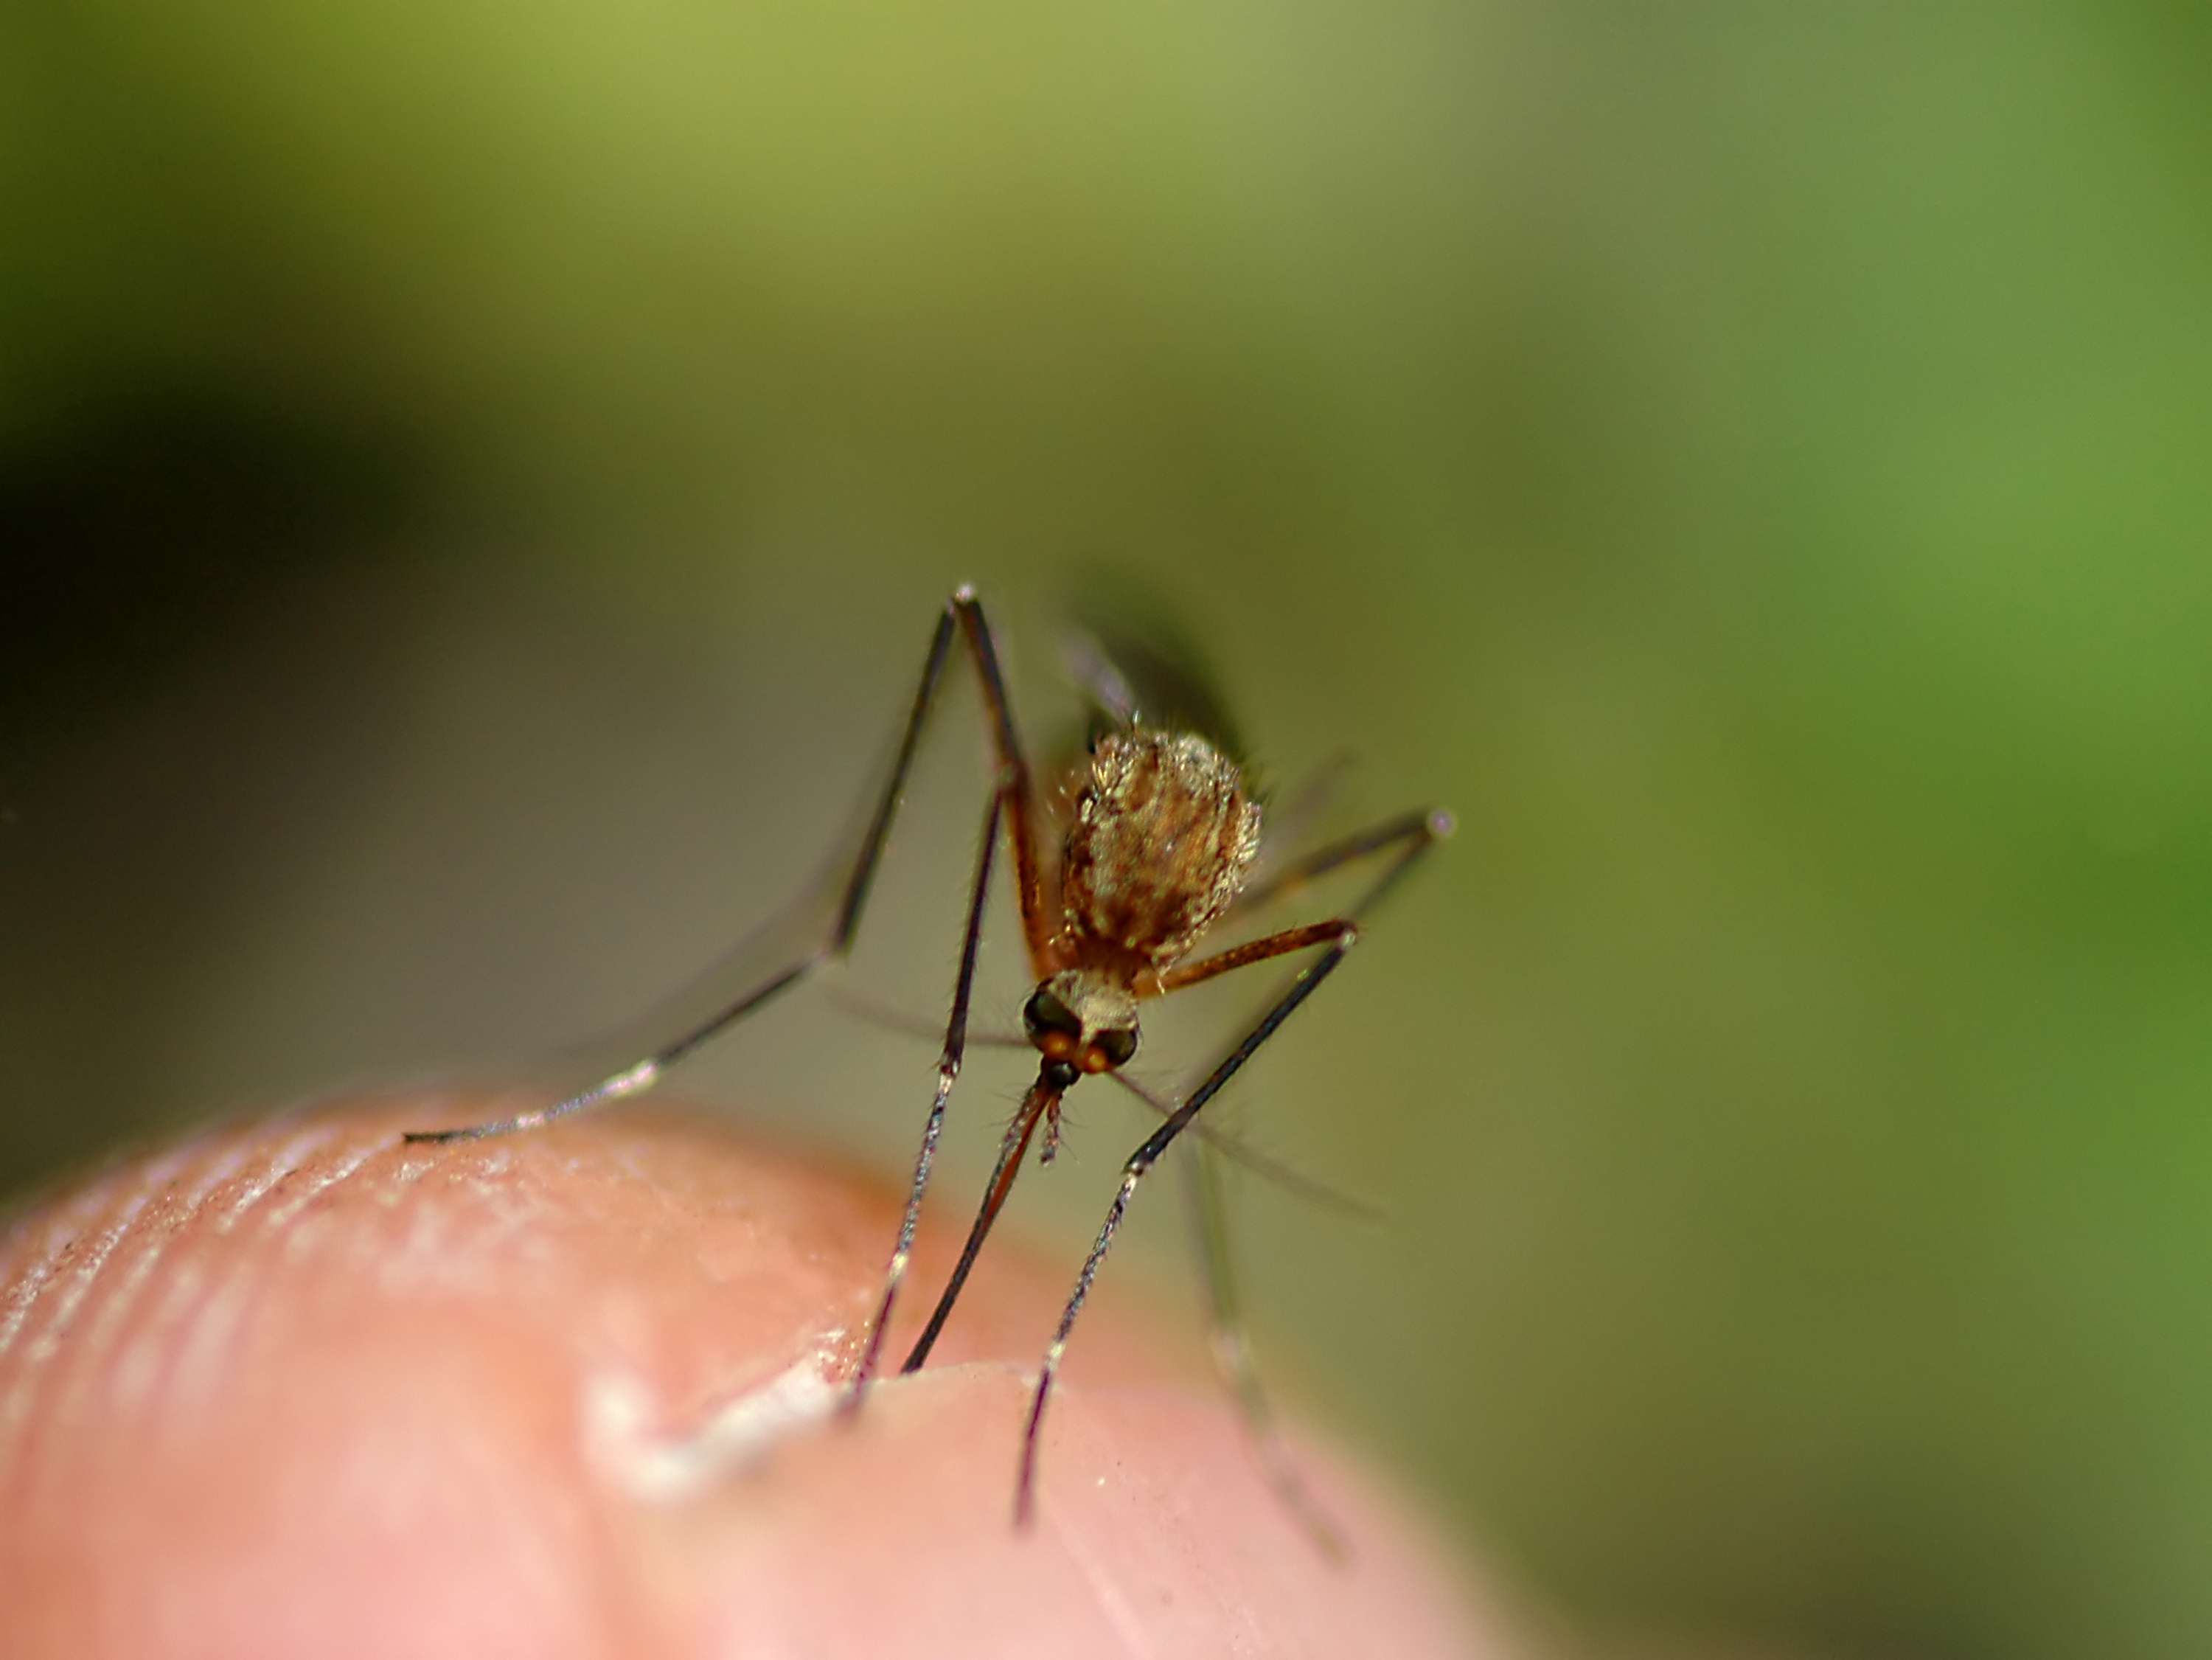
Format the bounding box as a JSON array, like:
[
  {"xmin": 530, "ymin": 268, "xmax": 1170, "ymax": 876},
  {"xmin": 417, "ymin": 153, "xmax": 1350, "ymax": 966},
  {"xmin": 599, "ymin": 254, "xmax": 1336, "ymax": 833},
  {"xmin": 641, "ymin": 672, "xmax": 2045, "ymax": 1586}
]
[{"xmin": 406, "ymin": 586, "xmax": 1450, "ymax": 1542}]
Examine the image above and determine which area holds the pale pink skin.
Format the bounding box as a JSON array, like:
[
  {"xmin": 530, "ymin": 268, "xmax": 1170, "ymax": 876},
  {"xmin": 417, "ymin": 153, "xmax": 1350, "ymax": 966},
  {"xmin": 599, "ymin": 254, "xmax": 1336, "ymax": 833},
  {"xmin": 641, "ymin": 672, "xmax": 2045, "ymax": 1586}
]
[{"xmin": 0, "ymin": 1100, "xmax": 1514, "ymax": 1659}]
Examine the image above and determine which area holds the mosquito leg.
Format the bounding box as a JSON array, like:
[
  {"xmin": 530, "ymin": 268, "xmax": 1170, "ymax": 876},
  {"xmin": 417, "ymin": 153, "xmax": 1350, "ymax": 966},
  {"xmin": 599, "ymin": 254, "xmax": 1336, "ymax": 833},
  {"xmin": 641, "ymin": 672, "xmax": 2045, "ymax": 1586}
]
[
  {"xmin": 946, "ymin": 589, "xmax": 1057, "ymax": 977},
  {"xmin": 1152, "ymin": 920, "xmax": 1353, "ymax": 996},
  {"xmin": 399, "ymin": 961, "xmax": 814, "ymax": 1145},
  {"xmin": 841, "ymin": 788, "xmax": 1001, "ymax": 1410},
  {"xmin": 900, "ymin": 1081, "xmax": 1056, "ymax": 1373},
  {"xmin": 1239, "ymin": 749, "xmax": 1360, "ymax": 889},
  {"xmin": 1231, "ymin": 806, "xmax": 1453, "ymax": 920},
  {"xmin": 1185, "ymin": 1136, "xmax": 1348, "ymax": 1560},
  {"xmin": 863, "ymin": 588, "xmax": 1067, "ymax": 1378},
  {"xmin": 1016, "ymin": 934, "xmax": 1354, "ymax": 1525},
  {"xmin": 406, "ymin": 588, "xmax": 1047, "ymax": 1145},
  {"xmin": 1024, "ymin": 809, "xmax": 1445, "ymax": 1532},
  {"xmin": 1148, "ymin": 802, "xmax": 1451, "ymax": 999}
]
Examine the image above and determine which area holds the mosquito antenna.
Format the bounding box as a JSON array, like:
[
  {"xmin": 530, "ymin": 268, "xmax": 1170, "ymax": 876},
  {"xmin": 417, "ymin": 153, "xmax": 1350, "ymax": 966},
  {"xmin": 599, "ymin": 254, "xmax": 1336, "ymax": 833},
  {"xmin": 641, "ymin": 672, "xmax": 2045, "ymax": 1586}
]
[
  {"xmin": 823, "ymin": 984, "xmax": 1023, "ymax": 1047},
  {"xmin": 1105, "ymin": 1071, "xmax": 1380, "ymax": 1221}
]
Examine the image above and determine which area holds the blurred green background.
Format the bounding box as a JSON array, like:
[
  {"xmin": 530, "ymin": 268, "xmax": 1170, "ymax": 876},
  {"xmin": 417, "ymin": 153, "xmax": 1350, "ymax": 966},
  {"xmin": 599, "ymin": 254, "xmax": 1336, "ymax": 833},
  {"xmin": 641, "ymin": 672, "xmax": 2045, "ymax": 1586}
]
[{"xmin": 5, "ymin": 4, "xmax": 2210, "ymax": 1656}]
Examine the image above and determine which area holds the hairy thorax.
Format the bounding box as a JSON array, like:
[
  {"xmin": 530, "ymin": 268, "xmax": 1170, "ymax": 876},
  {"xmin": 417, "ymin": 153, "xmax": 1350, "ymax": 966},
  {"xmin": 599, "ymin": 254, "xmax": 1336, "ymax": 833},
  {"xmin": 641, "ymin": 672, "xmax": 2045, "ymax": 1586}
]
[{"xmin": 1058, "ymin": 731, "xmax": 1262, "ymax": 972}]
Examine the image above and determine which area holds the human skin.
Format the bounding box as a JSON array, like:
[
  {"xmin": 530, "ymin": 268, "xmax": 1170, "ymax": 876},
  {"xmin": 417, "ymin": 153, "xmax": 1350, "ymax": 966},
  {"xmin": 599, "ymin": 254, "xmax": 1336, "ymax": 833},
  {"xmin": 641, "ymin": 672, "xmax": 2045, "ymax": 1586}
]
[{"xmin": 0, "ymin": 1098, "xmax": 1513, "ymax": 1659}]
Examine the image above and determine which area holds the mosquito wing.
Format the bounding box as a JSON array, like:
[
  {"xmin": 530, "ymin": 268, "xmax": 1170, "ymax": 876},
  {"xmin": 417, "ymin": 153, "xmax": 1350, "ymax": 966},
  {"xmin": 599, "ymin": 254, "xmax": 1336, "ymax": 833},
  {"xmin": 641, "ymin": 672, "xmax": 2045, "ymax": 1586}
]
[
  {"xmin": 1065, "ymin": 579, "xmax": 1249, "ymax": 764},
  {"xmin": 1065, "ymin": 580, "xmax": 1366, "ymax": 888},
  {"xmin": 422, "ymin": 681, "xmax": 958, "ymax": 1119}
]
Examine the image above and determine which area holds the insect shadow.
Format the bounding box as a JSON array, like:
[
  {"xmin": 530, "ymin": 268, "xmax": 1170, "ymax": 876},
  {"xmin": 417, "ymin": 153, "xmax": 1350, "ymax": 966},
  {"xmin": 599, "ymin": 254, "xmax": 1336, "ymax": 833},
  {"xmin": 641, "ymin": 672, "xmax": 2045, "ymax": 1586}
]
[{"xmin": 406, "ymin": 586, "xmax": 1450, "ymax": 1549}]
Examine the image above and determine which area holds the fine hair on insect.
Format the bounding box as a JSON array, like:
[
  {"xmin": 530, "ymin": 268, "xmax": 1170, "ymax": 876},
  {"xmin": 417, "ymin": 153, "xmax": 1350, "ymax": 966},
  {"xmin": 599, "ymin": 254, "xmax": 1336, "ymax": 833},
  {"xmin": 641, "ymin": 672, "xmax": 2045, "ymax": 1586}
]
[{"xmin": 406, "ymin": 586, "xmax": 1450, "ymax": 1546}]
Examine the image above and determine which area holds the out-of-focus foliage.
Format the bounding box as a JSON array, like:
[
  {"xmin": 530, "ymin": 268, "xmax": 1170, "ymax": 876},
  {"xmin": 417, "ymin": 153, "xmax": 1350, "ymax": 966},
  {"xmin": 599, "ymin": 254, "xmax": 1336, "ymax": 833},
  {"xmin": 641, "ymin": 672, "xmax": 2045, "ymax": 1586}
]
[{"xmin": 5, "ymin": 5, "xmax": 2211, "ymax": 1658}]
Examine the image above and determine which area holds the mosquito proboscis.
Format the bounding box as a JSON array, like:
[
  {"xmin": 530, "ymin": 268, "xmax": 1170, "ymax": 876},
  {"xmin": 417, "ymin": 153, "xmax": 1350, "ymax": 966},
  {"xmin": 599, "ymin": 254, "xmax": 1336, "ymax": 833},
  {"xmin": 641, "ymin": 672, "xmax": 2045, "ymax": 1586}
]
[{"xmin": 406, "ymin": 586, "xmax": 1450, "ymax": 1546}]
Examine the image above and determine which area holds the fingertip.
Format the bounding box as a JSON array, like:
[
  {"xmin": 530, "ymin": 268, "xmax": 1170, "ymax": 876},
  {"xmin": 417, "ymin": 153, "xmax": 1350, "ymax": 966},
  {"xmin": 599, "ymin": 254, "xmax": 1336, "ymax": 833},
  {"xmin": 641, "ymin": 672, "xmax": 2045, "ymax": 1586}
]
[{"xmin": 0, "ymin": 1098, "xmax": 1514, "ymax": 1658}]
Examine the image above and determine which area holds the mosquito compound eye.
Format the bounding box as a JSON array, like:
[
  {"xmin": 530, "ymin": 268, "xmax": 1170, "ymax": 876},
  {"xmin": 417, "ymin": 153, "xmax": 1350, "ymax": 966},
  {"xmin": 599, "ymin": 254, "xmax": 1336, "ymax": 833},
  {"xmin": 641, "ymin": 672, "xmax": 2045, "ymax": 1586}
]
[
  {"xmin": 1090, "ymin": 1027, "xmax": 1138, "ymax": 1069},
  {"xmin": 1023, "ymin": 985, "xmax": 1082, "ymax": 1049}
]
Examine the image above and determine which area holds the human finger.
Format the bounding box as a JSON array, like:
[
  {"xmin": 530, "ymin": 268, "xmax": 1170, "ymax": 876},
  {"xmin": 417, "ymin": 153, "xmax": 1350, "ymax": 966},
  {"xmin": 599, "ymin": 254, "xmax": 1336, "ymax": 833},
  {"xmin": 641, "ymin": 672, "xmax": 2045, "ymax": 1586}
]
[{"xmin": 0, "ymin": 1097, "xmax": 1513, "ymax": 1659}]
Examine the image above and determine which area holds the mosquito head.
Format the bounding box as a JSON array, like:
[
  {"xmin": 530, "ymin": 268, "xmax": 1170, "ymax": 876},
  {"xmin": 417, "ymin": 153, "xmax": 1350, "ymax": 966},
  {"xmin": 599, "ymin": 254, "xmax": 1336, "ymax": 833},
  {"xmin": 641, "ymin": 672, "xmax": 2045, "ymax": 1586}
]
[{"xmin": 1023, "ymin": 968, "xmax": 1141, "ymax": 1091}]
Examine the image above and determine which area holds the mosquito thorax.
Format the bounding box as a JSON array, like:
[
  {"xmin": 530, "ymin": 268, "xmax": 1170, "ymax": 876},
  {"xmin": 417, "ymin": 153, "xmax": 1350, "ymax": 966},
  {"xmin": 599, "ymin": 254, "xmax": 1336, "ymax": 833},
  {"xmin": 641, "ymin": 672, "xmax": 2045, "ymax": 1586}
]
[
  {"xmin": 1023, "ymin": 968, "xmax": 1141, "ymax": 1089},
  {"xmin": 1060, "ymin": 729, "xmax": 1262, "ymax": 966}
]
